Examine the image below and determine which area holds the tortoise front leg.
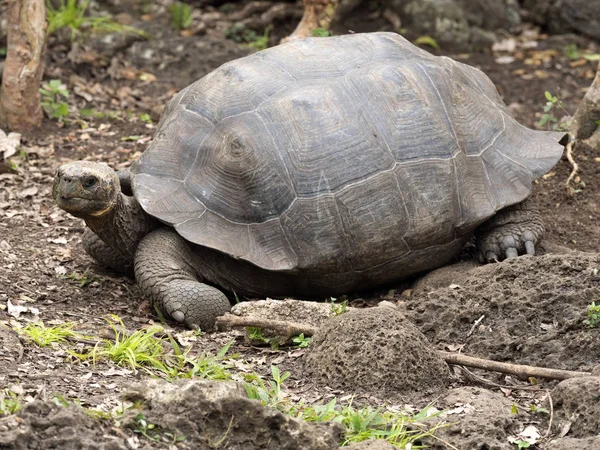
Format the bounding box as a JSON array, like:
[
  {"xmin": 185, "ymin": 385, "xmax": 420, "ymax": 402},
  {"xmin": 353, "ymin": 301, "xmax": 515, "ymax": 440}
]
[
  {"xmin": 134, "ymin": 228, "xmax": 231, "ymax": 330},
  {"xmin": 475, "ymin": 199, "xmax": 544, "ymax": 262}
]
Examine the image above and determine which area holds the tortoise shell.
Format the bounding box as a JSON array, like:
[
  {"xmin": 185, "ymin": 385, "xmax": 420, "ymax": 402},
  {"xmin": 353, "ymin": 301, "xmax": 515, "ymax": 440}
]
[{"xmin": 131, "ymin": 32, "xmax": 564, "ymax": 278}]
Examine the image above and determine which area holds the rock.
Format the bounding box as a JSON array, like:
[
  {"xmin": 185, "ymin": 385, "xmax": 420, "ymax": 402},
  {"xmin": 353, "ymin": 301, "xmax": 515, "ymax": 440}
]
[
  {"xmin": 231, "ymin": 298, "xmax": 346, "ymax": 328},
  {"xmin": 305, "ymin": 305, "xmax": 451, "ymax": 398},
  {"xmin": 551, "ymin": 376, "xmax": 600, "ymax": 438},
  {"xmin": 547, "ymin": 436, "xmax": 600, "ymax": 450},
  {"xmin": 124, "ymin": 379, "xmax": 344, "ymax": 450},
  {"xmin": 423, "ymin": 387, "xmax": 526, "ymax": 450},
  {"xmin": 404, "ymin": 252, "xmax": 600, "ymax": 371},
  {"xmin": 0, "ymin": 401, "xmax": 126, "ymax": 450},
  {"xmin": 382, "ymin": 0, "xmax": 521, "ymax": 50},
  {"xmin": 522, "ymin": 0, "xmax": 600, "ymax": 41},
  {"xmin": 412, "ymin": 260, "xmax": 479, "ymax": 294},
  {"xmin": 345, "ymin": 439, "xmax": 398, "ymax": 450}
]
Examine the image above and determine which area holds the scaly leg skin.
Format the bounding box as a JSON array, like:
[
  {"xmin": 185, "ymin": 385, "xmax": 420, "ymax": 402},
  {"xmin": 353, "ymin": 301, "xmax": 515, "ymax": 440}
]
[
  {"xmin": 82, "ymin": 228, "xmax": 134, "ymax": 275},
  {"xmin": 134, "ymin": 228, "xmax": 231, "ymax": 330},
  {"xmin": 475, "ymin": 199, "xmax": 544, "ymax": 263}
]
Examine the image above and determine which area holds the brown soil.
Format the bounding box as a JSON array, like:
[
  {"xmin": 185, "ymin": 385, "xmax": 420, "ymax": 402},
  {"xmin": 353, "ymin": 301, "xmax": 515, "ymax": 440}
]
[{"xmin": 1, "ymin": 2, "xmax": 600, "ymax": 449}]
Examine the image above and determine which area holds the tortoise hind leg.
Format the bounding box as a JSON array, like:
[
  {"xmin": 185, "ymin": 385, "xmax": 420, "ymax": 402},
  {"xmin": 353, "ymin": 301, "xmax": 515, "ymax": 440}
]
[
  {"xmin": 134, "ymin": 228, "xmax": 231, "ymax": 330},
  {"xmin": 82, "ymin": 229, "xmax": 134, "ymax": 275},
  {"xmin": 475, "ymin": 199, "xmax": 544, "ymax": 262}
]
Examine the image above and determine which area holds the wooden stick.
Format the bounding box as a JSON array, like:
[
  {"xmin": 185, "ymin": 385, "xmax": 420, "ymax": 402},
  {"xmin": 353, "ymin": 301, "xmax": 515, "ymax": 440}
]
[
  {"xmin": 216, "ymin": 314, "xmax": 591, "ymax": 381},
  {"xmin": 440, "ymin": 352, "xmax": 590, "ymax": 380},
  {"xmin": 215, "ymin": 314, "xmax": 319, "ymax": 338}
]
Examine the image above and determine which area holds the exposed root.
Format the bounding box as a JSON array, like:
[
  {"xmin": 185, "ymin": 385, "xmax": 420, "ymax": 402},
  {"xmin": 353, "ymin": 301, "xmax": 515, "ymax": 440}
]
[
  {"xmin": 543, "ymin": 390, "xmax": 554, "ymax": 438},
  {"xmin": 564, "ymin": 137, "xmax": 579, "ymax": 194}
]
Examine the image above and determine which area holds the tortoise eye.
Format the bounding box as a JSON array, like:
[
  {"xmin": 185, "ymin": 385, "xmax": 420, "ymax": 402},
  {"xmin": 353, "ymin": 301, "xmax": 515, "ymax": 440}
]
[{"xmin": 83, "ymin": 176, "xmax": 98, "ymax": 188}]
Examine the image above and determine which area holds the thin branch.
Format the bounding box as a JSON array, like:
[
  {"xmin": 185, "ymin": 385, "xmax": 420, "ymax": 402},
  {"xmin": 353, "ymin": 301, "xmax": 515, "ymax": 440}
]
[
  {"xmin": 215, "ymin": 314, "xmax": 319, "ymax": 339},
  {"xmin": 441, "ymin": 352, "xmax": 590, "ymax": 381}
]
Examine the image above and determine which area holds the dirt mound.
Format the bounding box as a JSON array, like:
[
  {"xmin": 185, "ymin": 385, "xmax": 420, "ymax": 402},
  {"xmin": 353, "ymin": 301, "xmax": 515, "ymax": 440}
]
[
  {"xmin": 0, "ymin": 379, "xmax": 344, "ymax": 450},
  {"xmin": 551, "ymin": 376, "xmax": 600, "ymax": 438},
  {"xmin": 404, "ymin": 252, "xmax": 600, "ymax": 371},
  {"xmin": 123, "ymin": 379, "xmax": 343, "ymax": 450},
  {"xmin": 424, "ymin": 387, "xmax": 525, "ymax": 450},
  {"xmin": 305, "ymin": 305, "xmax": 451, "ymax": 398},
  {"xmin": 547, "ymin": 436, "xmax": 600, "ymax": 450}
]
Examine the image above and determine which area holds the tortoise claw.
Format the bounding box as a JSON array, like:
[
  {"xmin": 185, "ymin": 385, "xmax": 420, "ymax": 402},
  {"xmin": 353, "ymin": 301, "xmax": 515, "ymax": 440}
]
[
  {"xmin": 525, "ymin": 240, "xmax": 536, "ymax": 256},
  {"xmin": 485, "ymin": 251, "xmax": 500, "ymax": 263}
]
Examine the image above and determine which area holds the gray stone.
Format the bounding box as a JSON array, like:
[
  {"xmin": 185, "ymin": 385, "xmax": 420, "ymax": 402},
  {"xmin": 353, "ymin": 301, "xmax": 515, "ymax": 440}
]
[{"xmin": 551, "ymin": 376, "xmax": 600, "ymax": 438}]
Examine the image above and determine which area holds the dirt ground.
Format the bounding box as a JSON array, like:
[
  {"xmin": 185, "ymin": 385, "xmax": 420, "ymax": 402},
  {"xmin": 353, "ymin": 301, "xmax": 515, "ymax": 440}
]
[{"xmin": 1, "ymin": 1, "xmax": 600, "ymax": 449}]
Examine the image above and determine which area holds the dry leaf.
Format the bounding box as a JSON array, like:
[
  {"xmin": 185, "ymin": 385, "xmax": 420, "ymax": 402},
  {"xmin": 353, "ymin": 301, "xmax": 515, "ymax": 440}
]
[
  {"xmin": 7, "ymin": 300, "xmax": 27, "ymax": 317},
  {"xmin": 0, "ymin": 128, "xmax": 22, "ymax": 160},
  {"xmin": 48, "ymin": 237, "xmax": 68, "ymax": 245},
  {"xmin": 19, "ymin": 186, "xmax": 39, "ymax": 198}
]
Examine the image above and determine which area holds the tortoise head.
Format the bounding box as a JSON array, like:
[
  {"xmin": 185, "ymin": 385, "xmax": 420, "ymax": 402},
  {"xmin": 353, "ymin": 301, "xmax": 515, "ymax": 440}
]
[{"xmin": 53, "ymin": 161, "xmax": 120, "ymax": 219}]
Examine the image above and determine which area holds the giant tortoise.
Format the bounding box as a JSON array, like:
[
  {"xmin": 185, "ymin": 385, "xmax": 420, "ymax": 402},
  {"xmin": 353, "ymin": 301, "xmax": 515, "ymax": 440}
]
[{"xmin": 53, "ymin": 32, "xmax": 566, "ymax": 330}]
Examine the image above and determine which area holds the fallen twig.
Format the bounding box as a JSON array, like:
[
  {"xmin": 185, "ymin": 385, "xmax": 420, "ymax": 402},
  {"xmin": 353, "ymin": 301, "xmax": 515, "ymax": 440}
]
[
  {"xmin": 216, "ymin": 314, "xmax": 592, "ymax": 381},
  {"xmin": 466, "ymin": 314, "xmax": 485, "ymax": 338},
  {"xmin": 215, "ymin": 313, "xmax": 319, "ymax": 339},
  {"xmin": 441, "ymin": 352, "xmax": 590, "ymax": 381}
]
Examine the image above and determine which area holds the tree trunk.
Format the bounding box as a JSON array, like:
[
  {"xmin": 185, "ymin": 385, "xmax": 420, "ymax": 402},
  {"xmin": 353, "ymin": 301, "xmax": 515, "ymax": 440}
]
[
  {"xmin": 281, "ymin": 0, "xmax": 339, "ymax": 43},
  {"xmin": 571, "ymin": 61, "xmax": 600, "ymax": 142},
  {"xmin": 0, "ymin": 0, "xmax": 47, "ymax": 131}
]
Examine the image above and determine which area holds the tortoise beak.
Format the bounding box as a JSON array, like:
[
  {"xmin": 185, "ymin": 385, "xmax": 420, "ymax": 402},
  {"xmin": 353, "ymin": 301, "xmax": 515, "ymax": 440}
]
[{"xmin": 55, "ymin": 174, "xmax": 80, "ymax": 200}]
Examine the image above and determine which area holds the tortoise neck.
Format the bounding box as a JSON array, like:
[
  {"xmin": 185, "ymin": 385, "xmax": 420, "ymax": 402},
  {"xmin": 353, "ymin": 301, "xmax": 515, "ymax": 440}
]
[{"xmin": 85, "ymin": 193, "xmax": 158, "ymax": 259}]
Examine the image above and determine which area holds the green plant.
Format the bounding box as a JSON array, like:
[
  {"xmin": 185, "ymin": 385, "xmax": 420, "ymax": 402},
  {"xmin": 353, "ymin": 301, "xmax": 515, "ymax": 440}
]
[
  {"xmin": 311, "ymin": 27, "xmax": 331, "ymax": 37},
  {"xmin": 133, "ymin": 413, "xmax": 186, "ymax": 443},
  {"xmin": 248, "ymin": 25, "xmax": 272, "ymax": 51},
  {"xmin": 17, "ymin": 321, "xmax": 81, "ymax": 347},
  {"xmin": 244, "ymin": 366, "xmax": 442, "ymax": 446},
  {"xmin": 529, "ymin": 405, "xmax": 549, "ymax": 415},
  {"xmin": 513, "ymin": 440, "xmax": 531, "ymax": 449},
  {"xmin": 139, "ymin": 113, "xmax": 153, "ymax": 124},
  {"xmin": 247, "ymin": 326, "xmax": 280, "ymax": 349},
  {"xmin": 0, "ymin": 390, "xmax": 22, "ymax": 416},
  {"xmin": 415, "ymin": 35, "xmax": 440, "ymax": 50},
  {"xmin": 329, "ymin": 298, "xmax": 348, "ymax": 316},
  {"xmin": 538, "ymin": 91, "xmax": 569, "ymax": 131},
  {"xmin": 47, "ymin": 0, "xmax": 147, "ymax": 40},
  {"xmin": 40, "ymin": 79, "xmax": 70, "ymax": 120},
  {"xmin": 175, "ymin": 340, "xmax": 235, "ymax": 380},
  {"xmin": 0, "ymin": 48, "xmax": 6, "ymax": 56},
  {"xmin": 225, "ymin": 23, "xmax": 271, "ymax": 50},
  {"xmin": 563, "ymin": 44, "xmax": 580, "ymax": 60},
  {"xmin": 562, "ymin": 44, "xmax": 600, "ymax": 61},
  {"xmin": 585, "ymin": 302, "xmax": 600, "ymax": 328},
  {"xmin": 169, "ymin": 2, "xmax": 193, "ymax": 30},
  {"xmin": 244, "ymin": 365, "xmax": 291, "ymax": 408},
  {"xmin": 291, "ymin": 333, "xmax": 311, "ymax": 348},
  {"xmin": 65, "ymin": 268, "xmax": 97, "ymax": 288},
  {"xmin": 70, "ymin": 316, "xmax": 171, "ymax": 372},
  {"xmin": 70, "ymin": 316, "xmax": 236, "ymax": 379}
]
